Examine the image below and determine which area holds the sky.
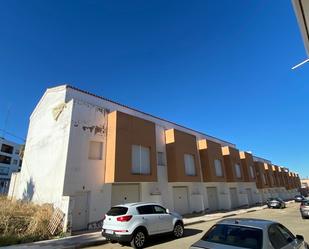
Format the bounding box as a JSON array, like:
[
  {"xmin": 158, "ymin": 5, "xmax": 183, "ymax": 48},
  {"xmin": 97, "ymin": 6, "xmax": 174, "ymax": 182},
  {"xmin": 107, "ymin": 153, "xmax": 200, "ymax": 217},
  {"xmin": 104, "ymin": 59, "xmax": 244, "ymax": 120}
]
[{"xmin": 0, "ymin": 0, "xmax": 308, "ymax": 177}]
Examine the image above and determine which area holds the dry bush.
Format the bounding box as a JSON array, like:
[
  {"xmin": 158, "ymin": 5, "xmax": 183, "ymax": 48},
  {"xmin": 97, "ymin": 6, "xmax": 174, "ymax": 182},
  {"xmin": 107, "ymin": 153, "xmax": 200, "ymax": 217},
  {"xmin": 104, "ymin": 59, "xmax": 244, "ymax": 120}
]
[{"xmin": 0, "ymin": 196, "xmax": 55, "ymax": 246}]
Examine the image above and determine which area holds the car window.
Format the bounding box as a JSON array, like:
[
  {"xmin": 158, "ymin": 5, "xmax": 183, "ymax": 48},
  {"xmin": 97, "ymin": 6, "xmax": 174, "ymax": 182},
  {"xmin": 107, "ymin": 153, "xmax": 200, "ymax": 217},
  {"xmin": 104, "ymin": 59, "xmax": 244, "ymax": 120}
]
[
  {"xmin": 277, "ymin": 224, "xmax": 295, "ymax": 241},
  {"xmin": 268, "ymin": 224, "xmax": 295, "ymax": 249},
  {"xmin": 106, "ymin": 207, "xmax": 128, "ymax": 216},
  {"xmin": 153, "ymin": 205, "xmax": 166, "ymax": 214},
  {"xmin": 137, "ymin": 205, "xmax": 154, "ymax": 215},
  {"xmin": 202, "ymin": 224, "xmax": 263, "ymax": 249}
]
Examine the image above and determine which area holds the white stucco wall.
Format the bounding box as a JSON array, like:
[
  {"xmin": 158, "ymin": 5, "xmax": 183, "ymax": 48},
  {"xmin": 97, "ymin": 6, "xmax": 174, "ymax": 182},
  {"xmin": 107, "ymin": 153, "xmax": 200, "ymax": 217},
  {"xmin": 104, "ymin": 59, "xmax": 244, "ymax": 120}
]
[
  {"xmin": 63, "ymin": 98, "xmax": 109, "ymax": 224},
  {"xmin": 13, "ymin": 87, "xmax": 71, "ymax": 205}
]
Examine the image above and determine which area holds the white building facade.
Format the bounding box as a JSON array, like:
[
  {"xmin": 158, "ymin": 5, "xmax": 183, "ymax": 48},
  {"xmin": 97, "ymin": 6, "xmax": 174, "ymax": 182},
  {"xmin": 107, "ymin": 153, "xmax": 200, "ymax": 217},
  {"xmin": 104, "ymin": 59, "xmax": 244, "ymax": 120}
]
[{"xmin": 8, "ymin": 85, "xmax": 300, "ymax": 231}]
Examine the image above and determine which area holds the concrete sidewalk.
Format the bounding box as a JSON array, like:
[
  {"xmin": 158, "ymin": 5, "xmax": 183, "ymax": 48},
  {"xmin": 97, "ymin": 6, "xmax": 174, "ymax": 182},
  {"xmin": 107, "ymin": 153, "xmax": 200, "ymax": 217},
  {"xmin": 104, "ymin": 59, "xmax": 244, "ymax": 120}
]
[{"xmin": 4, "ymin": 204, "xmax": 269, "ymax": 249}]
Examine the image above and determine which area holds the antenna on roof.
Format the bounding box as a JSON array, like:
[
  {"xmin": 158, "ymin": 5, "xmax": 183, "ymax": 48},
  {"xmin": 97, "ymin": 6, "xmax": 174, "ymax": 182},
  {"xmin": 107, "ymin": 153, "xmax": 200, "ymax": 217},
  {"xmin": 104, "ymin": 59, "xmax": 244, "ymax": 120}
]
[{"xmin": 292, "ymin": 58, "xmax": 309, "ymax": 70}]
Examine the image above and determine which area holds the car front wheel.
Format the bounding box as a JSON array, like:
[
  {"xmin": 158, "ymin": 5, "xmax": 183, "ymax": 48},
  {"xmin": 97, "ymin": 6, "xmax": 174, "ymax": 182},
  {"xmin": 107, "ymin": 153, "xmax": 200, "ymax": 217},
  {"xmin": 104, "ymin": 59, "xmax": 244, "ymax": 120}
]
[
  {"xmin": 130, "ymin": 229, "xmax": 147, "ymax": 249},
  {"xmin": 173, "ymin": 222, "xmax": 184, "ymax": 238}
]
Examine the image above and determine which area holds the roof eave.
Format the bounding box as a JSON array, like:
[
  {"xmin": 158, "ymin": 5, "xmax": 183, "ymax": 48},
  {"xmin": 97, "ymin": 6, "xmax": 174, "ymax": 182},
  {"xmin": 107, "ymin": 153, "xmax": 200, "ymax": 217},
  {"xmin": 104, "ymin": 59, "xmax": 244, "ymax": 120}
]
[{"xmin": 292, "ymin": 0, "xmax": 309, "ymax": 56}]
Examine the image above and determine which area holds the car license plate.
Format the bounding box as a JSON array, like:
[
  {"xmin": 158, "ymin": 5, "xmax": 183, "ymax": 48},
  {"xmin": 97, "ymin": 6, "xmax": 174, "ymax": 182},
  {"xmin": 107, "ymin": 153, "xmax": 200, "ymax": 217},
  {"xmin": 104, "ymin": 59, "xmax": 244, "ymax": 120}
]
[
  {"xmin": 271, "ymin": 203, "xmax": 276, "ymax": 206},
  {"xmin": 105, "ymin": 229, "xmax": 113, "ymax": 234}
]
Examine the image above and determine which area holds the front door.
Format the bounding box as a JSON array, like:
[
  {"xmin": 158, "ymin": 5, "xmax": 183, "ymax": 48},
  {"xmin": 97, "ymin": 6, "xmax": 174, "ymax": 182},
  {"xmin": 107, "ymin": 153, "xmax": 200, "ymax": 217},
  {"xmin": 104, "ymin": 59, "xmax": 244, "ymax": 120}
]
[
  {"xmin": 207, "ymin": 187, "xmax": 219, "ymax": 211},
  {"xmin": 72, "ymin": 192, "xmax": 89, "ymax": 231},
  {"xmin": 173, "ymin": 187, "xmax": 189, "ymax": 215},
  {"xmin": 229, "ymin": 188, "xmax": 239, "ymax": 209},
  {"xmin": 246, "ymin": 188, "xmax": 253, "ymax": 206},
  {"xmin": 153, "ymin": 205, "xmax": 173, "ymax": 232}
]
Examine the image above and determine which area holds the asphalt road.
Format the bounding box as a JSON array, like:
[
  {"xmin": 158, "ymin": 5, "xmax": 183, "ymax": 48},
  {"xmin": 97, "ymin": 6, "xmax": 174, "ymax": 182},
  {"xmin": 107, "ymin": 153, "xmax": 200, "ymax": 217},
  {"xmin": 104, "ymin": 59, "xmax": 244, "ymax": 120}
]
[{"xmin": 87, "ymin": 202, "xmax": 309, "ymax": 249}]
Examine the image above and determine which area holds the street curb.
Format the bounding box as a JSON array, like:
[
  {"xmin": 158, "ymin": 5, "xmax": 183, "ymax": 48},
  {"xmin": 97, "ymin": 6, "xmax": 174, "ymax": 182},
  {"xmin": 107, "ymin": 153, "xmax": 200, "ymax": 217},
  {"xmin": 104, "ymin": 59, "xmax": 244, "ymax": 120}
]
[
  {"xmin": 71, "ymin": 239, "xmax": 108, "ymax": 249},
  {"xmin": 222, "ymin": 213, "xmax": 237, "ymax": 218},
  {"xmin": 184, "ymin": 220, "xmax": 207, "ymax": 226}
]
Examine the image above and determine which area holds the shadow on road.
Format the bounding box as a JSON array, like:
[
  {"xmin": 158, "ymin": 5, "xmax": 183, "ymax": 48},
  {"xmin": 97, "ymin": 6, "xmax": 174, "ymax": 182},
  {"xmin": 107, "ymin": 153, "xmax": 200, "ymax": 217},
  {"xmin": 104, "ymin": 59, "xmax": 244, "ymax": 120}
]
[{"xmin": 143, "ymin": 228, "xmax": 203, "ymax": 248}]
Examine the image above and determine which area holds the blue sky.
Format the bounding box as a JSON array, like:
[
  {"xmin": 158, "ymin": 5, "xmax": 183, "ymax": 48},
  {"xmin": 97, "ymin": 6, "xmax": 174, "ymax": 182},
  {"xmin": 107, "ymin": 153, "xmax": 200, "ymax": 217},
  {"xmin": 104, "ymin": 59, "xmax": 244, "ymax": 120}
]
[{"xmin": 0, "ymin": 0, "xmax": 308, "ymax": 177}]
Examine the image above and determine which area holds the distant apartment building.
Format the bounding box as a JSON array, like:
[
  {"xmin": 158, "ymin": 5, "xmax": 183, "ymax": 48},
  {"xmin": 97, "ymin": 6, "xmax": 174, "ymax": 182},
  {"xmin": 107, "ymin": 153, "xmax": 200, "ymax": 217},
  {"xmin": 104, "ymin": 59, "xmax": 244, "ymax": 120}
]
[
  {"xmin": 8, "ymin": 85, "xmax": 301, "ymax": 231},
  {"xmin": 0, "ymin": 137, "xmax": 22, "ymax": 194}
]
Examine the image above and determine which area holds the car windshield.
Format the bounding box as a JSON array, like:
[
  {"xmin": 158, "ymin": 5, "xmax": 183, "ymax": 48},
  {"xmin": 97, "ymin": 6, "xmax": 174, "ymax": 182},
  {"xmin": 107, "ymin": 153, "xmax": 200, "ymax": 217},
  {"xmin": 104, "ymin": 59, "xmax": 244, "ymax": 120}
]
[
  {"xmin": 106, "ymin": 206, "xmax": 128, "ymax": 216},
  {"xmin": 202, "ymin": 224, "xmax": 263, "ymax": 249}
]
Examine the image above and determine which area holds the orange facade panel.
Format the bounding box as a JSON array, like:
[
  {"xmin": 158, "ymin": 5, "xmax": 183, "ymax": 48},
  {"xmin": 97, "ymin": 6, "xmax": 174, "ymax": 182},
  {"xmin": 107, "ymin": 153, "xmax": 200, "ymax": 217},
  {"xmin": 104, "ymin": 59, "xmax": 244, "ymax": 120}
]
[
  {"xmin": 239, "ymin": 152, "xmax": 256, "ymax": 182},
  {"xmin": 271, "ymin": 165, "xmax": 281, "ymax": 188},
  {"xmin": 165, "ymin": 129, "xmax": 202, "ymax": 182},
  {"xmin": 222, "ymin": 146, "xmax": 244, "ymax": 182},
  {"xmin": 198, "ymin": 139, "xmax": 227, "ymax": 182},
  {"xmin": 277, "ymin": 167, "xmax": 286, "ymax": 188},
  {"xmin": 254, "ymin": 161, "xmax": 269, "ymax": 189},
  {"xmin": 264, "ymin": 163, "xmax": 275, "ymax": 188},
  {"xmin": 105, "ymin": 111, "xmax": 157, "ymax": 183}
]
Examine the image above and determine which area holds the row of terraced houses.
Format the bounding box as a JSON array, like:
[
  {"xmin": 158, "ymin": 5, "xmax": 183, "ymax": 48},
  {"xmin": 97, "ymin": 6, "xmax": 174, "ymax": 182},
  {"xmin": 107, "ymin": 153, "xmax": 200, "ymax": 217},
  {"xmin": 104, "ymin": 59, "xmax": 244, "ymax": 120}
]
[{"xmin": 8, "ymin": 85, "xmax": 301, "ymax": 232}]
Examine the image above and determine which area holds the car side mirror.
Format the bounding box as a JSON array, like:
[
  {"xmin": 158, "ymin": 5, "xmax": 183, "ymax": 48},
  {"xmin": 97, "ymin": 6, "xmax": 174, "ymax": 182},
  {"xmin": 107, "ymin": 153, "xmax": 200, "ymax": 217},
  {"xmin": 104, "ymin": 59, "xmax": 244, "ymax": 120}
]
[
  {"xmin": 166, "ymin": 209, "xmax": 170, "ymax": 214},
  {"xmin": 296, "ymin": 235, "xmax": 304, "ymax": 241}
]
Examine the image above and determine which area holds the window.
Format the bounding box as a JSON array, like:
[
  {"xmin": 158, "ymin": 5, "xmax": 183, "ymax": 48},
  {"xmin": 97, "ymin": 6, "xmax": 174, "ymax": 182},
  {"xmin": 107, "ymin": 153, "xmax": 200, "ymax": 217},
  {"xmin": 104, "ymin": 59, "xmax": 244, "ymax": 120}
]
[
  {"xmin": 19, "ymin": 160, "xmax": 22, "ymax": 167},
  {"xmin": 88, "ymin": 141, "xmax": 103, "ymax": 160},
  {"xmin": 153, "ymin": 205, "xmax": 166, "ymax": 214},
  {"xmin": 202, "ymin": 224, "xmax": 263, "ymax": 249},
  {"xmin": 157, "ymin": 152, "xmax": 165, "ymax": 166},
  {"xmin": 262, "ymin": 174, "xmax": 267, "ymax": 184},
  {"xmin": 270, "ymin": 176, "xmax": 274, "ymax": 185},
  {"xmin": 1, "ymin": 144, "xmax": 13, "ymax": 154},
  {"xmin": 235, "ymin": 164, "xmax": 241, "ymax": 178},
  {"xmin": 12, "ymin": 159, "xmax": 18, "ymax": 165},
  {"xmin": 15, "ymin": 149, "xmax": 20, "ymax": 155},
  {"xmin": 184, "ymin": 154, "xmax": 196, "ymax": 176},
  {"xmin": 0, "ymin": 155, "xmax": 11, "ymax": 165},
  {"xmin": 268, "ymin": 224, "xmax": 295, "ymax": 249},
  {"xmin": 249, "ymin": 166, "xmax": 255, "ymax": 178},
  {"xmin": 106, "ymin": 207, "xmax": 128, "ymax": 216},
  {"xmin": 0, "ymin": 166, "xmax": 9, "ymax": 175},
  {"xmin": 214, "ymin": 159, "xmax": 223, "ymax": 177},
  {"xmin": 132, "ymin": 145, "xmax": 151, "ymax": 175},
  {"xmin": 137, "ymin": 205, "xmax": 154, "ymax": 215}
]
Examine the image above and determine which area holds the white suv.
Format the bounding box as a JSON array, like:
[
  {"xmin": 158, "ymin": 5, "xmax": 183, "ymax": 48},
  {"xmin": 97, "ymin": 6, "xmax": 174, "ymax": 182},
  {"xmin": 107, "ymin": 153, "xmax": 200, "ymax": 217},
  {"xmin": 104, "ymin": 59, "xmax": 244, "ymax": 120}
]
[{"xmin": 102, "ymin": 202, "xmax": 184, "ymax": 248}]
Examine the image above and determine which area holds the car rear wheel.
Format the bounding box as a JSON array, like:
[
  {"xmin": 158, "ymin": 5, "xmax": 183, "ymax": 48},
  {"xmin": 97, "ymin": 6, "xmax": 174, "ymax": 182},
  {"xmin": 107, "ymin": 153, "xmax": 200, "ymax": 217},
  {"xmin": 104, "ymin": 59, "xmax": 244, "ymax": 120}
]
[
  {"xmin": 130, "ymin": 229, "xmax": 147, "ymax": 249},
  {"xmin": 173, "ymin": 222, "xmax": 184, "ymax": 238}
]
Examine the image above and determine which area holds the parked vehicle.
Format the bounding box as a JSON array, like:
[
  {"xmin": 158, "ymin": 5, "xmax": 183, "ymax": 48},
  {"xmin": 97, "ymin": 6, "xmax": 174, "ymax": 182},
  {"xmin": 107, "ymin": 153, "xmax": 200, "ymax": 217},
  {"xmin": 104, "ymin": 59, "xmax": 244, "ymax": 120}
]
[
  {"xmin": 295, "ymin": 195, "xmax": 305, "ymax": 202},
  {"xmin": 300, "ymin": 200, "xmax": 309, "ymax": 219},
  {"xmin": 267, "ymin": 198, "xmax": 286, "ymax": 209},
  {"xmin": 266, "ymin": 197, "xmax": 275, "ymax": 207},
  {"xmin": 190, "ymin": 218, "xmax": 308, "ymax": 249},
  {"xmin": 101, "ymin": 202, "xmax": 184, "ymax": 248}
]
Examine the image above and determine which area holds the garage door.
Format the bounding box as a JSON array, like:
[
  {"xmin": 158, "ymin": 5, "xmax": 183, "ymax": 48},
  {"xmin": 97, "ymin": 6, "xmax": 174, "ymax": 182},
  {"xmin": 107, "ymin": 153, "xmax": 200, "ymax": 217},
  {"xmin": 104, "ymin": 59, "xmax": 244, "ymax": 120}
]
[
  {"xmin": 206, "ymin": 187, "xmax": 219, "ymax": 211},
  {"xmin": 72, "ymin": 192, "xmax": 89, "ymax": 231},
  {"xmin": 246, "ymin": 188, "xmax": 254, "ymax": 206},
  {"xmin": 111, "ymin": 184, "xmax": 140, "ymax": 206},
  {"xmin": 173, "ymin": 187, "xmax": 189, "ymax": 215},
  {"xmin": 229, "ymin": 188, "xmax": 239, "ymax": 209}
]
